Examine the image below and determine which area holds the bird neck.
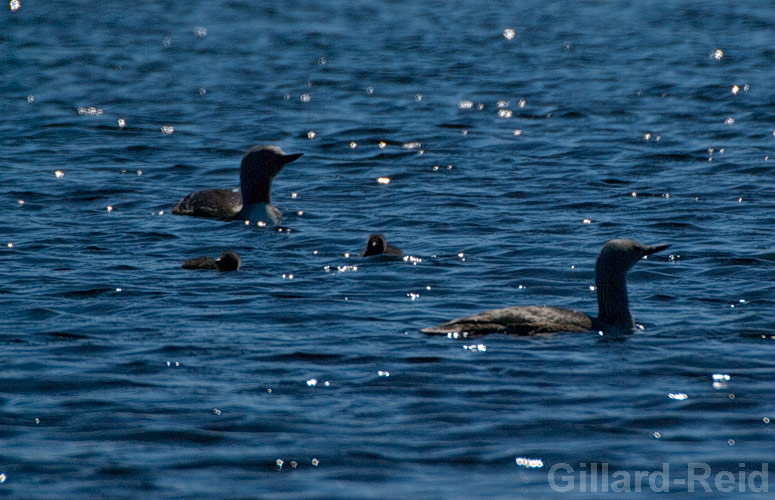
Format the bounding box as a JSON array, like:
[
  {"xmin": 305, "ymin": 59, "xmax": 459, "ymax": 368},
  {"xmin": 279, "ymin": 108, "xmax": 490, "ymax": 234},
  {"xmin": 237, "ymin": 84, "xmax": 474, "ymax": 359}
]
[
  {"xmin": 595, "ymin": 270, "xmax": 634, "ymax": 332},
  {"xmin": 240, "ymin": 171, "xmax": 272, "ymax": 205}
]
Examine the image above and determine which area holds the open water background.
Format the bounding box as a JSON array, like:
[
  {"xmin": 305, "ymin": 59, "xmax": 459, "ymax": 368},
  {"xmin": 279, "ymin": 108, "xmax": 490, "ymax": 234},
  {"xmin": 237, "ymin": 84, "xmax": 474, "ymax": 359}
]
[{"xmin": 2, "ymin": 0, "xmax": 775, "ymax": 498}]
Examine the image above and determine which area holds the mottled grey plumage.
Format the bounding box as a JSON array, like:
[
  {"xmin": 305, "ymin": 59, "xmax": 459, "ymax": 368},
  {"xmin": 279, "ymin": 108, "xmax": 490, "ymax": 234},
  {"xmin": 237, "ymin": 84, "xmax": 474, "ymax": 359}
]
[
  {"xmin": 172, "ymin": 145, "xmax": 302, "ymax": 224},
  {"xmin": 173, "ymin": 188, "xmax": 245, "ymax": 220},
  {"xmin": 421, "ymin": 239, "xmax": 669, "ymax": 337},
  {"xmin": 360, "ymin": 234, "xmax": 403, "ymax": 257},
  {"xmin": 182, "ymin": 251, "xmax": 241, "ymax": 272}
]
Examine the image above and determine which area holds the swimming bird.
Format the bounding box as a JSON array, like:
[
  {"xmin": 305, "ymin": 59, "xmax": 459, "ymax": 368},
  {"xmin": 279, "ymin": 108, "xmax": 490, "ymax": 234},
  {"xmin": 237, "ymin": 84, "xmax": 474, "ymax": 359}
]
[
  {"xmin": 172, "ymin": 145, "xmax": 302, "ymax": 224},
  {"xmin": 421, "ymin": 239, "xmax": 669, "ymax": 336},
  {"xmin": 182, "ymin": 251, "xmax": 241, "ymax": 271},
  {"xmin": 360, "ymin": 234, "xmax": 403, "ymax": 257}
]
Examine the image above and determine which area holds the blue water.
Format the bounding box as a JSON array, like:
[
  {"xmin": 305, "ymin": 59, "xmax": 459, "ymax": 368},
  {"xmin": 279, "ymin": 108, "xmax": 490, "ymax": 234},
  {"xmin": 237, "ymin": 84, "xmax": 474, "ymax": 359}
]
[{"xmin": 3, "ymin": 0, "xmax": 775, "ymax": 498}]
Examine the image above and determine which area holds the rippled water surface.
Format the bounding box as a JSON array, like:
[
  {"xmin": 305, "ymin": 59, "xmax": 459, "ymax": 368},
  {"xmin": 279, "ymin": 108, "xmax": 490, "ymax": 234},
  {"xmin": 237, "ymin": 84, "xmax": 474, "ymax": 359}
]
[{"xmin": 3, "ymin": 1, "xmax": 775, "ymax": 498}]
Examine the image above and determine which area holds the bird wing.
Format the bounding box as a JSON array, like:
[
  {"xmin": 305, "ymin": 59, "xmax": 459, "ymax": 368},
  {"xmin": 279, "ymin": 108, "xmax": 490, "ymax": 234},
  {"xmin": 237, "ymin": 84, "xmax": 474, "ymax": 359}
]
[
  {"xmin": 421, "ymin": 305, "xmax": 592, "ymax": 336},
  {"xmin": 172, "ymin": 188, "xmax": 243, "ymax": 220},
  {"xmin": 181, "ymin": 257, "xmax": 218, "ymax": 270}
]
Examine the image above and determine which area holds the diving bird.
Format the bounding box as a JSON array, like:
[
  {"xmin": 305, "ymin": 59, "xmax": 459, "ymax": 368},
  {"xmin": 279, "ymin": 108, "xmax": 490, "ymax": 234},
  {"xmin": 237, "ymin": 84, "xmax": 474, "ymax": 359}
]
[
  {"xmin": 182, "ymin": 251, "xmax": 241, "ymax": 272},
  {"xmin": 172, "ymin": 145, "xmax": 302, "ymax": 224},
  {"xmin": 421, "ymin": 239, "xmax": 669, "ymax": 336},
  {"xmin": 360, "ymin": 234, "xmax": 403, "ymax": 257}
]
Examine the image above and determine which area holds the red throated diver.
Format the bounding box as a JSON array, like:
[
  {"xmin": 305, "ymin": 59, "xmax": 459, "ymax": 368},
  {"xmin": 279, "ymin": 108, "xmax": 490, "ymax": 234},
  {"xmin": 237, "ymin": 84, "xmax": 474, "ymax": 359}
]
[
  {"xmin": 182, "ymin": 251, "xmax": 241, "ymax": 271},
  {"xmin": 360, "ymin": 234, "xmax": 403, "ymax": 257},
  {"xmin": 172, "ymin": 145, "xmax": 302, "ymax": 224},
  {"xmin": 421, "ymin": 239, "xmax": 669, "ymax": 336}
]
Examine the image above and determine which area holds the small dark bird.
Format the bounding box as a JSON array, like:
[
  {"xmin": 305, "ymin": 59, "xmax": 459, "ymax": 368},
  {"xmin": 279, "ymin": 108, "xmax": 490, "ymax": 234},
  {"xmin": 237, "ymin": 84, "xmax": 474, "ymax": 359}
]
[
  {"xmin": 360, "ymin": 234, "xmax": 403, "ymax": 257},
  {"xmin": 182, "ymin": 251, "xmax": 241, "ymax": 272},
  {"xmin": 421, "ymin": 239, "xmax": 669, "ymax": 336},
  {"xmin": 172, "ymin": 145, "xmax": 303, "ymax": 224}
]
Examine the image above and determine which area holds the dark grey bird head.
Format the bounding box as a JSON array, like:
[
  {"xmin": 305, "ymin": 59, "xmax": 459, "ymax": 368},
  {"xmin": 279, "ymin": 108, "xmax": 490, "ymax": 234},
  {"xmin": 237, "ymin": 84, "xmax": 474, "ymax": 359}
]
[
  {"xmin": 361, "ymin": 234, "xmax": 388, "ymax": 256},
  {"xmin": 215, "ymin": 251, "xmax": 241, "ymax": 272},
  {"xmin": 360, "ymin": 234, "xmax": 402, "ymax": 257},
  {"xmin": 240, "ymin": 145, "xmax": 303, "ymax": 204},
  {"xmin": 596, "ymin": 239, "xmax": 670, "ymax": 280}
]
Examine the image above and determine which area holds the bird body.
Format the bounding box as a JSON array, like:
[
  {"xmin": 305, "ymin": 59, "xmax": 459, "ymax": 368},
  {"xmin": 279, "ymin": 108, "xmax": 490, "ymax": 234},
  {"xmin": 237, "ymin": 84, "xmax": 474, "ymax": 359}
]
[
  {"xmin": 173, "ymin": 188, "xmax": 243, "ymax": 221},
  {"xmin": 425, "ymin": 305, "xmax": 593, "ymax": 337},
  {"xmin": 182, "ymin": 251, "xmax": 241, "ymax": 271}
]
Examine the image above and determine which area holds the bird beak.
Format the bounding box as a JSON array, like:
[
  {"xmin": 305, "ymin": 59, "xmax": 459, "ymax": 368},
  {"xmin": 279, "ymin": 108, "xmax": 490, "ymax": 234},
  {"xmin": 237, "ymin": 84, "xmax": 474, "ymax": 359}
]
[
  {"xmin": 644, "ymin": 243, "xmax": 670, "ymax": 255},
  {"xmin": 282, "ymin": 153, "xmax": 303, "ymax": 165}
]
